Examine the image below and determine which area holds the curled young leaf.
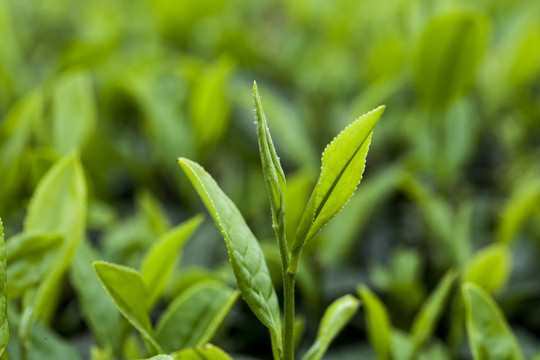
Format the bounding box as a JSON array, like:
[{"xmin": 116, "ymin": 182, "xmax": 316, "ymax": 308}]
[{"xmin": 178, "ymin": 158, "xmax": 282, "ymax": 354}]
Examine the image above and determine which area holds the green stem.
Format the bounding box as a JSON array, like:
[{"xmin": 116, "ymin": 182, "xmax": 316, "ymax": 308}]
[{"xmin": 283, "ymin": 268, "xmax": 296, "ymax": 360}]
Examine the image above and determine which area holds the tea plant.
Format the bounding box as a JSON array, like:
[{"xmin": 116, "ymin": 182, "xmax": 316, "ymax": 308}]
[{"xmin": 178, "ymin": 82, "xmax": 384, "ymax": 359}]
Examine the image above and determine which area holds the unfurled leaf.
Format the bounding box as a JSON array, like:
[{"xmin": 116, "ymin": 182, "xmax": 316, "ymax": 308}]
[
  {"xmin": 178, "ymin": 158, "xmax": 282, "ymax": 353},
  {"xmin": 171, "ymin": 344, "xmax": 233, "ymax": 359},
  {"xmin": 0, "ymin": 220, "xmax": 8, "ymax": 356},
  {"xmin": 70, "ymin": 241, "xmax": 122, "ymax": 352},
  {"xmin": 51, "ymin": 71, "xmax": 96, "ymax": 154},
  {"xmin": 462, "ymin": 283, "xmax": 525, "ymax": 360},
  {"xmin": 463, "ymin": 244, "xmax": 510, "ymax": 295},
  {"xmin": 156, "ymin": 280, "xmax": 238, "ymax": 352},
  {"xmin": 292, "ymin": 106, "xmax": 384, "ymax": 253},
  {"xmin": 410, "ymin": 269, "xmax": 457, "ymax": 357},
  {"xmin": 414, "ymin": 11, "xmax": 489, "ymax": 109},
  {"xmin": 24, "ymin": 152, "xmax": 87, "ymax": 323},
  {"xmin": 301, "ymin": 295, "xmax": 359, "ymax": 360},
  {"xmin": 6, "ymin": 232, "xmax": 62, "ymax": 299},
  {"xmin": 93, "ymin": 261, "xmax": 161, "ymax": 354},
  {"xmin": 141, "ymin": 215, "xmax": 203, "ymax": 306},
  {"xmin": 253, "ymin": 82, "xmax": 287, "ymax": 233},
  {"xmin": 359, "ymin": 286, "xmax": 393, "ymax": 360}
]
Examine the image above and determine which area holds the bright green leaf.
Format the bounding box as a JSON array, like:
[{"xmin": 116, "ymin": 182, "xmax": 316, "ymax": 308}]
[
  {"xmin": 156, "ymin": 280, "xmax": 238, "ymax": 352},
  {"xmin": 141, "ymin": 215, "xmax": 203, "ymax": 306},
  {"xmin": 92, "ymin": 261, "xmax": 161, "ymax": 355},
  {"xmin": 463, "ymin": 244, "xmax": 510, "ymax": 295},
  {"xmin": 0, "ymin": 220, "xmax": 8, "ymax": 356},
  {"xmin": 293, "ymin": 106, "xmax": 384, "ymax": 253},
  {"xmin": 178, "ymin": 158, "xmax": 282, "ymax": 353},
  {"xmin": 358, "ymin": 286, "xmax": 393, "ymax": 360},
  {"xmin": 171, "ymin": 344, "xmax": 233, "ymax": 360},
  {"xmin": 23, "ymin": 152, "xmax": 87, "ymax": 324},
  {"xmin": 301, "ymin": 294, "xmax": 359, "ymax": 360},
  {"xmin": 410, "ymin": 269, "xmax": 457, "ymax": 357},
  {"xmin": 462, "ymin": 283, "xmax": 525, "ymax": 360}
]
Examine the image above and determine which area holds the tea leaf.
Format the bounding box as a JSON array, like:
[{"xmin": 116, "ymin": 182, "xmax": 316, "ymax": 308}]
[
  {"xmin": 171, "ymin": 344, "xmax": 233, "ymax": 359},
  {"xmin": 301, "ymin": 294, "xmax": 359, "ymax": 360},
  {"xmin": 24, "ymin": 152, "xmax": 87, "ymax": 323},
  {"xmin": 141, "ymin": 215, "xmax": 203, "ymax": 306},
  {"xmin": 0, "ymin": 219, "xmax": 8, "ymax": 356},
  {"xmin": 463, "ymin": 244, "xmax": 510, "ymax": 295},
  {"xmin": 93, "ymin": 261, "xmax": 161, "ymax": 354},
  {"xmin": 293, "ymin": 106, "xmax": 384, "ymax": 252},
  {"xmin": 178, "ymin": 158, "xmax": 282, "ymax": 353},
  {"xmin": 358, "ymin": 285, "xmax": 393, "ymax": 360},
  {"xmin": 51, "ymin": 70, "xmax": 96, "ymax": 154},
  {"xmin": 462, "ymin": 283, "xmax": 525, "ymax": 360},
  {"xmin": 410, "ymin": 269, "xmax": 457, "ymax": 356},
  {"xmin": 414, "ymin": 11, "xmax": 489, "ymax": 109},
  {"xmin": 156, "ymin": 280, "xmax": 238, "ymax": 352},
  {"xmin": 70, "ymin": 241, "xmax": 122, "ymax": 352},
  {"xmin": 253, "ymin": 82, "xmax": 287, "ymax": 231},
  {"xmin": 6, "ymin": 232, "xmax": 62, "ymax": 299}
]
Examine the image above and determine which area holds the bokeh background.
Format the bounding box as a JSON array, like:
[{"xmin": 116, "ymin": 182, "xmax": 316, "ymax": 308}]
[{"xmin": 1, "ymin": 0, "xmax": 540, "ymax": 358}]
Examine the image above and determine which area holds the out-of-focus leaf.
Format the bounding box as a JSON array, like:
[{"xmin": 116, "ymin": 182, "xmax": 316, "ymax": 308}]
[
  {"xmin": 0, "ymin": 220, "xmax": 7, "ymax": 356},
  {"xmin": 463, "ymin": 244, "xmax": 510, "ymax": 295},
  {"xmin": 391, "ymin": 329, "xmax": 413, "ymax": 360},
  {"xmin": 507, "ymin": 21, "xmax": 540, "ymax": 87},
  {"xmin": 23, "ymin": 152, "xmax": 86, "ymax": 324},
  {"xmin": 138, "ymin": 191, "xmax": 171, "ymax": 237},
  {"xmin": 143, "ymin": 356, "xmax": 172, "ymax": 360},
  {"xmin": 171, "ymin": 344, "xmax": 233, "ymax": 360},
  {"xmin": 301, "ymin": 295, "xmax": 360, "ymax": 360},
  {"xmin": 358, "ymin": 286, "xmax": 393, "ymax": 360},
  {"xmin": 51, "ymin": 70, "xmax": 96, "ymax": 154},
  {"xmin": 496, "ymin": 178, "xmax": 540, "ymax": 244},
  {"xmin": 414, "ymin": 11, "xmax": 489, "ymax": 109},
  {"xmin": 293, "ymin": 106, "xmax": 384, "ymax": 253},
  {"xmin": 70, "ymin": 241, "xmax": 122, "ymax": 352},
  {"xmin": 178, "ymin": 158, "xmax": 282, "ymax": 354},
  {"xmin": 190, "ymin": 57, "xmax": 234, "ymax": 151},
  {"xmin": 93, "ymin": 261, "xmax": 161, "ymax": 354},
  {"xmin": 141, "ymin": 215, "xmax": 203, "ymax": 306},
  {"xmin": 156, "ymin": 280, "xmax": 238, "ymax": 352},
  {"xmin": 6, "ymin": 232, "xmax": 62, "ymax": 299},
  {"xmin": 462, "ymin": 283, "xmax": 525, "ymax": 360},
  {"xmin": 410, "ymin": 269, "xmax": 457, "ymax": 357}
]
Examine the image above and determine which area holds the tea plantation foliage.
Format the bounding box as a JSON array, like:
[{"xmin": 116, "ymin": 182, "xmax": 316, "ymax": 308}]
[{"xmin": 0, "ymin": 0, "xmax": 539, "ymax": 359}]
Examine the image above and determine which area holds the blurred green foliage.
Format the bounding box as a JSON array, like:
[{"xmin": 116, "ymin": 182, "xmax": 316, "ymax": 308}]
[{"xmin": 0, "ymin": 0, "xmax": 540, "ymax": 358}]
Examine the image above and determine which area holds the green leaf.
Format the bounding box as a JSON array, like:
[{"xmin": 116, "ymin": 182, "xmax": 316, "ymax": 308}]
[
  {"xmin": 410, "ymin": 269, "xmax": 457, "ymax": 357},
  {"xmin": 414, "ymin": 11, "xmax": 489, "ymax": 109},
  {"xmin": 253, "ymin": 82, "xmax": 287, "ymax": 232},
  {"xmin": 92, "ymin": 261, "xmax": 161, "ymax": 354},
  {"xmin": 301, "ymin": 294, "xmax": 360, "ymax": 360},
  {"xmin": 141, "ymin": 215, "xmax": 203, "ymax": 306},
  {"xmin": 51, "ymin": 70, "xmax": 96, "ymax": 154},
  {"xmin": 23, "ymin": 152, "xmax": 87, "ymax": 323},
  {"xmin": 70, "ymin": 241, "xmax": 122, "ymax": 352},
  {"xmin": 6, "ymin": 232, "xmax": 62, "ymax": 299},
  {"xmin": 0, "ymin": 220, "xmax": 8, "ymax": 356},
  {"xmin": 156, "ymin": 280, "xmax": 238, "ymax": 352},
  {"xmin": 358, "ymin": 286, "xmax": 393, "ymax": 360},
  {"xmin": 178, "ymin": 158, "xmax": 282, "ymax": 353},
  {"xmin": 143, "ymin": 356, "xmax": 173, "ymax": 360},
  {"xmin": 462, "ymin": 283, "xmax": 525, "ymax": 360},
  {"xmin": 292, "ymin": 106, "xmax": 384, "ymax": 253},
  {"xmin": 463, "ymin": 244, "xmax": 510, "ymax": 295},
  {"xmin": 171, "ymin": 344, "xmax": 233, "ymax": 360}
]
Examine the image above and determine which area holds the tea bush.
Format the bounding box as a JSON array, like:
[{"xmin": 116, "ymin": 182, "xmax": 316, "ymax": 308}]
[{"xmin": 0, "ymin": 0, "xmax": 539, "ymax": 359}]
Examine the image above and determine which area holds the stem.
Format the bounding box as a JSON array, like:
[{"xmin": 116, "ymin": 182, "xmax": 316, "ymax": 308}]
[{"xmin": 283, "ymin": 268, "xmax": 296, "ymax": 360}]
